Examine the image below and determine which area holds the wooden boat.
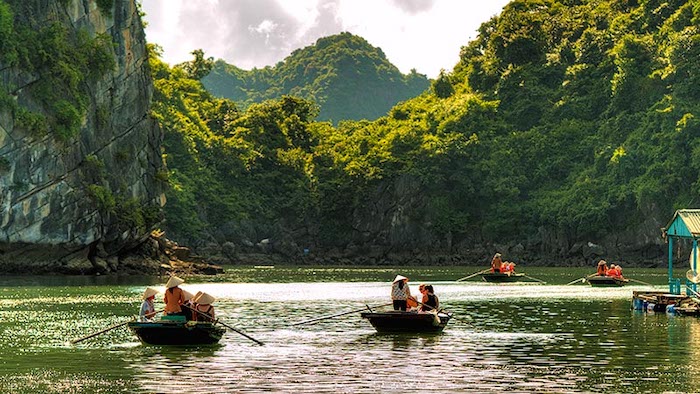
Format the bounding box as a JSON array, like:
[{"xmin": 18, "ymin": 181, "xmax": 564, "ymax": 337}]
[
  {"xmin": 586, "ymin": 276, "xmax": 629, "ymax": 287},
  {"xmin": 127, "ymin": 317, "xmax": 226, "ymax": 345},
  {"xmin": 481, "ymin": 272, "xmax": 526, "ymax": 283},
  {"xmin": 360, "ymin": 311, "xmax": 451, "ymax": 333}
]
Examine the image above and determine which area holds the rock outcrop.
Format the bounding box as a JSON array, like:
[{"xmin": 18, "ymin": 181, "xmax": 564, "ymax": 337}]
[{"xmin": 0, "ymin": 0, "xmax": 166, "ymax": 274}]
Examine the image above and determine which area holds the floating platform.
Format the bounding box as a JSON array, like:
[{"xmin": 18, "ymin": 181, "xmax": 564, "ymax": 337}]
[{"xmin": 632, "ymin": 291, "xmax": 690, "ymax": 312}]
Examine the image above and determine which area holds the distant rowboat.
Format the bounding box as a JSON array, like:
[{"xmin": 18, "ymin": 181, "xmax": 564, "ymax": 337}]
[
  {"xmin": 481, "ymin": 272, "xmax": 526, "ymax": 283},
  {"xmin": 360, "ymin": 311, "xmax": 450, "ymax": 333},
  {"xmin": 586, "ymin": 276, "xmax": 629, "ymax": 287}
]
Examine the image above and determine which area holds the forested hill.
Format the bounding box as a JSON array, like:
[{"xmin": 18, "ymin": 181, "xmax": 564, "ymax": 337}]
[
  {"xmin": 155, "ymin": 0, "xmax": 700, "ymax": 267},
  {"xmin": 201, "ymin": 32, "xmax": 430, "ymax": 122}
]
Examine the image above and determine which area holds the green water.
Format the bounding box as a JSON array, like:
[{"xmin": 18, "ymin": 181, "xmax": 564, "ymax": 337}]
[{"xmin": 0, "ymin": 266, "xmax": 697, "ymax": 393}]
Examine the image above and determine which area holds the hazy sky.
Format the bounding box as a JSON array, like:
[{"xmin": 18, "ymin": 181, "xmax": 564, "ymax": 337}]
[{"xmin": 139, "ymin": 0, "xmax": 510, "ymax": 78}]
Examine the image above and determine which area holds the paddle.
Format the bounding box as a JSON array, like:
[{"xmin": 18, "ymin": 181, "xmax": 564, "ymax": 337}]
[
  {"xmin": 522, "ymin": 274, "xmax": 546, "ymax": 284},
  {"xmin": 70, "ymin": 308, "xmax": 165, "ymax": 344},
  {"xmin": 456, "ymin": 269, "xmax": 491, "ymax": 282},
  {"xmin": 284, "ymin": 303, "xmax": 394, "ymax": 327},
  {"xmin": 566, "ymin": 274, "xmax": 596, "ymax": 286},
  {"xmin": 184, "ymin": 305, "xmax": 265, "ymax": 346}
]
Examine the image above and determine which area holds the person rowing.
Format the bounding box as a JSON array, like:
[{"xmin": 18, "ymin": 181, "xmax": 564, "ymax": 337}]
[{"xmin": 391, "ymin": 275, "xmax": 412, "ymax": 311}]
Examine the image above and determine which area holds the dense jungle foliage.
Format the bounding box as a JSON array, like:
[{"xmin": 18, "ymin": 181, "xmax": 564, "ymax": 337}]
[
  {"xmin": 154, "ymin": 0, "xmax": 700, "ymax": 261},
  {"xmin": 201, "ymin": 32, "xmax": 430, "ymax": 123}
]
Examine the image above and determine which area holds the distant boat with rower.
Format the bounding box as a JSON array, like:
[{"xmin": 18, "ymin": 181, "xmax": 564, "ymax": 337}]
[
  {"xmin": 481, "ymin": 271, "xmax": 527, "ymax": 283},
  {"xmin": 565, "ymin": 260, "xmax": 651, "ymax": 287},
  {"xmin": 456, "ymin": 253, "xmax": 546, "ymax": 283}
]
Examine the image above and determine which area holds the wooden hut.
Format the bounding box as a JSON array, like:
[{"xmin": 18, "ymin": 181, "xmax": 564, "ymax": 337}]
[{"xmin": 662, "ymin": 209, "xmax": 700, "ymax": 295}]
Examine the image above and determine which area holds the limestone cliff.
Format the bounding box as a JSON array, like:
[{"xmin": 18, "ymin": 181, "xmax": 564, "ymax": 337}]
[{"xmin": 0, "ymin": 0, "xmax": 165, "ymax": 273}]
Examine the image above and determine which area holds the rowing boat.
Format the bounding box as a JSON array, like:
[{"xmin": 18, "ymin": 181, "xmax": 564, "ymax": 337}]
[
  {"xmin": 586, "ymin": 276, "xmax": 629, "ymax": 287},
  {"xmin": 360, "ymin": 311, "xmax": 450, "ymax": 333},
  {"xmin": 127, "ymin": 316, "xmax": 225, "ymax": 345},
  {"xmin": 481, "ymin": 272, "xmax": 526, "ymax": 283}
]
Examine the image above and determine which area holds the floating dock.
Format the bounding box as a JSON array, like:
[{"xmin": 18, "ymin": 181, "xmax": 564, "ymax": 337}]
[{"xmin": 632, "ymin": 291, "xmax": 690, "ymax": 312}]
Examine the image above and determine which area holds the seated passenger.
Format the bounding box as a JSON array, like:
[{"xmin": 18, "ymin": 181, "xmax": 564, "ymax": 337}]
[
  {"xmin": 139, "ymin": 287, "xmax": 158, "ymax": 321},
  {"xmin": 181, "ymin": 289, "xmax": 195, "ymax": 320},
  {"xmin": 193, "ymin": 292, "xmax": 216, "ymax": 322},
  {"xmin": 421, "ymin": 285, "xmax": 439, "ymax": 312}
]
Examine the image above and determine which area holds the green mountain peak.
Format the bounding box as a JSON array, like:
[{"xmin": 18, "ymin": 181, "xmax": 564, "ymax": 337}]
[{"xmin": 202, "ymin": 32, "xmax": 429, "ymax": 122}]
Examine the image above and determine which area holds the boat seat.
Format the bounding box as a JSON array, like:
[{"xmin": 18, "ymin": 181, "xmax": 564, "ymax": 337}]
[{"xmin": 161, "ymin": 315, "xmax": 186, "ymax": 322}]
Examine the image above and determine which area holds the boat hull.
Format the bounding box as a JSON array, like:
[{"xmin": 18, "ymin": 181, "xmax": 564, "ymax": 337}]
[
  {"xmin": 587, "ymin": 276, "xmax": 629, "ymax": 287},
  {"xmin": 481, "ymin": 272, "xmax": 525, "ymax": 282},
  {"xmin": 127, "ymin": 321, "xmax": 226, "ymax": 345},
  {"xmin": 360, "ymin": 311, "xmax": 450, "ymax": 333}
]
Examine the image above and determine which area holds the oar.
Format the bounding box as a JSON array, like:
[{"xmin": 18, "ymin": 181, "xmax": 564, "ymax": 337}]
[
  {"xmin": 284, "ymin": 303, "xmax": 394, "ymax": 327},
  {"xmin": 522, "ymin": 274, "xmax": 546, "ymax": 284},
  {"xmin": 456, "ymin": 269, "xmax": 491, "ymax": 282},
  {"xmin": 566, "ymin": 274, "xmax": 596, "ymax": 286},
  {"xmin": 184, "ymin": 305, "xmax": 265, "ymax": 346},
  {"xmin": 71, "ymin": 320, "xmax": 132, "ymax": 344},
  {"xmin": 70, "ymin": 308, "xmax": 165, "ymax": 344},
  {"xmin": 627, "ymin": 278, "xmax": 653, "ymax": 286}
]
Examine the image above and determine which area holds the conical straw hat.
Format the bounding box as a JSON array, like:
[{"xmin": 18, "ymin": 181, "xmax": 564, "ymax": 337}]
[
  {"xmin": 393, "ymin": 275, "xmax": 408, "ymax": 283},
  {"xmin": 196, "ymin": 292, "xmax": 215, "ymax": 305},
  {"xmin": 142, "ymin": 287, "xmax": 158, "ymax": 300},
  {"xmin": 165, "ymin": 276, "xmax": 184, "ymax": 289},
  {"xmin": 182, "ymin": 289, "xmax": 194, "ymax": 301}
]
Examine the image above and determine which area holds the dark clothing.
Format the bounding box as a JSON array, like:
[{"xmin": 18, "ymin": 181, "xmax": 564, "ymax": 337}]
[
  {"xmin": 421, "ymin": 294, "xmax": 439, "ymax": 311},
  {"xmin": 195, "ymin": 305, "xmax": 215, "ymax": 322},
  {"xmin": 393, "ymin": 300, "xmax": 407, "ymax": 311}
]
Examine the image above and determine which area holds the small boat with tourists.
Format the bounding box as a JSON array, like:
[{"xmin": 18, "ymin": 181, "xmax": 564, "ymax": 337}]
[
  {"xmin": 586, "ymin": 276, "xmax": 629, "ymax": 287},
  {"xmin": 481, "ymin": 272, "xmax": 526, "ymax": 283},
  {"xmin": 127, "ymin": 316, "xmax": 226, "ymax": 345},
  {"xmin": 360, "ymin": 311, "xmax": 451, "ymax": 333}
]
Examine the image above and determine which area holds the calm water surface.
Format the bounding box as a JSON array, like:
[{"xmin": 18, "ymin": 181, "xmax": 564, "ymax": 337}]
[{"xmin": 0, "ymin": 266, "xmax": 698, "ymax": 393}]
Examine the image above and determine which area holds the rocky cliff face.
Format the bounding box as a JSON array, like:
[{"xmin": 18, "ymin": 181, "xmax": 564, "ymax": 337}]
[{"xmin": 0, "ymin": 0, "xmax": 165, "ymax": 273}]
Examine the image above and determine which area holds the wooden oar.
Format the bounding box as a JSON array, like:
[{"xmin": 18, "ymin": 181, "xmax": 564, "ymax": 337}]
[
  {"xmin": 71, "ymin": 320, "xmax": 133, "ymax": 344},
  {"xmin": 184, "ymin": 305, "xmax": 265, "ymax": 346},
  {"xmin": 70, "ymin": 308, "xmax": 165, "ymax": 344},
  {"xmin": 284, "ymin": 303, "xmax": 394, "ymax": 327},
  {"xmin": 627, "ymin": 278, "xmax": 653, "ymax": 286},
  {"xmin": 565, "ymin": 277, "xmax": 586, "ymax": 286},
  {"xmin": 566, "ymin": 274, "xmax": 596, "ymax": 286},
  {"xmin": 456, "ymin": 269, "xmax": 491, "ymax": 282},
  {"xmin": 522, "ymin": 274, "xmax": 546, "ymax": 284}
]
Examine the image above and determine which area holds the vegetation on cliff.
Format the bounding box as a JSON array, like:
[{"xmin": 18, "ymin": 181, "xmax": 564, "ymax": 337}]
[
  {"xmin": 153, "ymin": 0, "xmax": 700, "ymax": 264},
  {"xmin": 201, "ymin": 32, "xmax": 430, "ymax": 123}
]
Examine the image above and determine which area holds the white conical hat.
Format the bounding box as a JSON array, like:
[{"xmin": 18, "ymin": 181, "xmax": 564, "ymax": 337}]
[
  {"xmin": 196, "ymin": 292, "xmax": 215, "ymax": 305},
  {"xmin": 165, "ymin": 276, "xmax": 185, "ymax": 289},
  {"xmin": 392, "ymin": 275, "xmax": 408, "ymax": 283},
  {"xmin": 182, "ymin": 289, "xmax": 194, "ymax": 301},
  {"xmin": 142, "ymin": 287, "xmax": 158, "ymax": 300}
]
